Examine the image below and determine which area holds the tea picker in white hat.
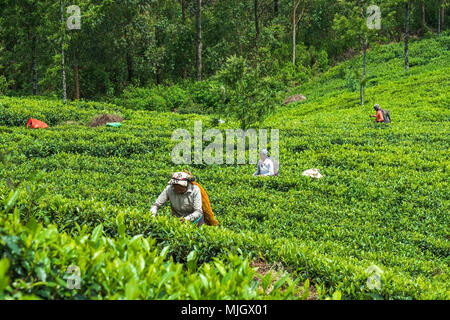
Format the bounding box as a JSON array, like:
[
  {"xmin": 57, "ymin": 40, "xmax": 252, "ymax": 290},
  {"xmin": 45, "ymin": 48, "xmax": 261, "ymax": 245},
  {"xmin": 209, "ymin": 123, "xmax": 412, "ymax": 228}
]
[{"xmin": 150, "ymin": 171, "xmax": 204, "ymax": 226}]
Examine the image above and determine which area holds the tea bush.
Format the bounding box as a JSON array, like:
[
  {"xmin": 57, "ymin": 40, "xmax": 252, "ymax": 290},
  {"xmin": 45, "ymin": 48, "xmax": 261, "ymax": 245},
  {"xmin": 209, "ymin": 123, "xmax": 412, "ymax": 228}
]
[
  {"xmin": 0, "ymin": 206, "xmax": 304, "ymax": 299},
  {"xmin": 0, "ymin": 97, "xmax": 125, "ymax": 127}
]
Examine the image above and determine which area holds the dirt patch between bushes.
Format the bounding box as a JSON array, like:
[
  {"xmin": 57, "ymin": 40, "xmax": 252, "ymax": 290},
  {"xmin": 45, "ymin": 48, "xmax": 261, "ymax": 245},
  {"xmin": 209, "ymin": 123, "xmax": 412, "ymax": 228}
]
[
  {"xmin": 89, "ymin": 114, "xmax": 123, "ymax": 127},
  {"xmin": 283, "ymin": 94, "xmax": 307, "ymax": 105}
]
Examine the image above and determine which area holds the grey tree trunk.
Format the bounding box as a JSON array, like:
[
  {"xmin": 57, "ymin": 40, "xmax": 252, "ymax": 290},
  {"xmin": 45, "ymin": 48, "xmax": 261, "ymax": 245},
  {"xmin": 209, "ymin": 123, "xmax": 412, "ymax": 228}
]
[
  {"xmin": 405, "ymin": 1, "xmax": 410, "ymax": 71},
  {"xmin": 126, "ymin": 50, "xmax": 134, "ymax": 83},
  {"xmin": 74, "ymin": 63, "xmax": 80, "ymax": 100},
  {"xmin": 60, "ymin": 0, "xmax": 67, "ymax": 103},
  {"xmin": 32, "ymin": 35, "xmax": 38, "ymax": 95},
  {"xmin": 421, "ymin": 1, "xmax": 426, "ymax": 34},
  {"xmin": 155, "ymin": 21, "xmax": 162, "ymax": 85},
  {"xmin": 291, "ymin": 1, "xmax": 305, "ymax": 66},
  {"xmin": 196, "ymin": 0, "xmax": 202, "ymax": 81},
  {"xmin": 73, "ymin": 31, "xmax": 80, "ymax": 100},
  {"xmin": 125, "ymin": 28, "xmax": 133, "ymax": 83},
  {"xmin": 182, "ymin": 0, "xmax": 187, "ymax": 79},
  {"xmin": 442, "ymin": 3, "xmax": 445, "ymax": 29},
  {"xmin": 181, "ymin": 0, "xmax": 186, "ymax": 21},
  {"xmin": 71, "ymin": 24, "xmax": 81, "ymax": 100},
  {"xmin": 360, "ymin": 42, "xmax": 367, "ymax": 106},
  {"xmin": 292, "ymin": 0, "xmax": 296, "ymax": 65}
]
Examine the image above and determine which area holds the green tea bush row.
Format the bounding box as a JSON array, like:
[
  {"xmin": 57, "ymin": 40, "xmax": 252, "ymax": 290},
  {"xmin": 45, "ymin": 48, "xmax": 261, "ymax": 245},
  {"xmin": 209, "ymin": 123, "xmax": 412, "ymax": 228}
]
[
  {"xmin": 0, "ymin": 96, "xmax": 125, "ymax": 127},
  {"xmin": 0, "ymin": 192, "xmax": 305, "ymax": 300}
]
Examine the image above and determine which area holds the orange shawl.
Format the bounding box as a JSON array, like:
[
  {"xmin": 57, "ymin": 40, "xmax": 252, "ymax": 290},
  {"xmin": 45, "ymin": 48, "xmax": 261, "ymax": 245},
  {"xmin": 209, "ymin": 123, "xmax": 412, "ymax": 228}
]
[{"xmin": 191, "ymin": 181, "xmax": 219, "ymax": 226}]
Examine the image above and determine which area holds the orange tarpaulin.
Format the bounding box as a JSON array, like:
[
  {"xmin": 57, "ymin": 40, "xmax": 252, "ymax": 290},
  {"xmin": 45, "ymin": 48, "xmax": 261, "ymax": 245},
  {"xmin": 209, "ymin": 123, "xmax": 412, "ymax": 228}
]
[{"xmin": 27, "ymin": 118, "xmax": 48, "ymax": 129}]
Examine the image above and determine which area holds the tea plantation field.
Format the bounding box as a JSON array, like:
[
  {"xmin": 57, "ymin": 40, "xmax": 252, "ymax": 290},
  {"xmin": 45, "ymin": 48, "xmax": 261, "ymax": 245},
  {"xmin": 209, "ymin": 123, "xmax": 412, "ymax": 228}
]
[{"xmin": 0, "ymin": 35, "xmax": 449, "ymax": 299}]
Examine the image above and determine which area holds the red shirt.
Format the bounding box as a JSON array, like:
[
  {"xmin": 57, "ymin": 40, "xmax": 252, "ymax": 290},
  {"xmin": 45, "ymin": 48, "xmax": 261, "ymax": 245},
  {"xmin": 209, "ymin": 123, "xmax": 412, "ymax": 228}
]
[{"xmin": 375, "ymin": 110, "xmax": 384, "ymax": 122}]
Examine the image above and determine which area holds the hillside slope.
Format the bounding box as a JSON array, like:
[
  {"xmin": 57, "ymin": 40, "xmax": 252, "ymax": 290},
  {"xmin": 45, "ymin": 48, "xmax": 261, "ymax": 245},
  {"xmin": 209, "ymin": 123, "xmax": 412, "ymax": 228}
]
[{"xmin": 0, "ymin": 35, "xmax": 449, "ymax": 299}]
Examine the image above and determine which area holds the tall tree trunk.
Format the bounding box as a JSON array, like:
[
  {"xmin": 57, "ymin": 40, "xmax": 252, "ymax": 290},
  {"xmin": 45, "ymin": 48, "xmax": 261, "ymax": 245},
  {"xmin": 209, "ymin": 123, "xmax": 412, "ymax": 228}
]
[
  {"xmin": 73, "ymin": 30, "xmax": 80, "ymax": 100},
  {"xmin": 438, "ymin": 0, "xmax": 441, "ymax": 35},
  {"xmin": 255, "ymin": 0, "xmax": 260, "ymax": 49},
  {"xmin": 155, "ymin": 23, "xmax": 162, "ymax": 85},
  {"xmin": 181, "ymin": 0, "xmax": 187, "ymax": 79},
  {"xmin": 442, "ymin": 2, "xmax": 445, "ymax": 29},
  {"xmin": 73, "ymin": 31, "xmax": 81, "ymax": 100},
  {"xmin": 405, "ymin": 1, "xmax": 410, "ymax": 71},
  {"xmin": 421, "ymin": 0, "xmax": 426, "ymax": 34},
  {"xmin": 32, "ymin": 34, "xmax": 38, "ymax": 95},
  {"xmin": 292, "ymin": 1, "xmax": 305, "ymax": 66},
  {"xmin": 196, "ymin": 0, "xmax": 202, "ymax": 81},
  {"xmin": 360, "ymin": 41, "xmax": 367, "ymax": 106},
  {"xmin": 181, "ymin": 0, "xmax": 186, "ymax": 21},
  {"xmin": 73, "ymin": 63, "xmax": 80, "ymax": 100},
  {"xmin": 60, "ymin": 0, "xmax": 67, "ymax": 103},
  {"xmin": 126, "ymin": 50, "xmax": 134, "ymax": 83},
  {"xmin": 274, "ymin": 0, "xmax": 278, "ymax": 15},
  {"xmin": 156, "ymin": 67, "xmax": 162, "ymax": 85},
  {"xmin": 125, "ymin": 27, "xmax": 134, "ymax": 84},
  {"xmin": 292, "ymin": 0, "xmax": 296, "ymax": 65}
]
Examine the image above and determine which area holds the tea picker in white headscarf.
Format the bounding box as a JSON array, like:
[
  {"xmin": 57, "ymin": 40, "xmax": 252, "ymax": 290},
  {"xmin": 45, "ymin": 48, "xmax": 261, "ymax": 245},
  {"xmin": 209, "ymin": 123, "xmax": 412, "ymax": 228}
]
[
  {"xmin": 253, "ymin": 149, "xmax": 275, "ymax": 177},
  {"xmin": 150, "ymin": 172, "xmax": 204, "ymax": 226}
]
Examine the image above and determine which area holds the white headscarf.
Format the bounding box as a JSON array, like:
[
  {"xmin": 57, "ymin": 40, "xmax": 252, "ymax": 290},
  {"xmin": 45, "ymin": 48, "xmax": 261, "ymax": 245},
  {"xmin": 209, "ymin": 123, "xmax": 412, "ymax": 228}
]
[
  {"xmin": 260, "ymin": 149, "xmax": 270, "ymax": 158},
  {"xmin": 168, "ymin": 172, "xmax": 192, "ymax": 187}
]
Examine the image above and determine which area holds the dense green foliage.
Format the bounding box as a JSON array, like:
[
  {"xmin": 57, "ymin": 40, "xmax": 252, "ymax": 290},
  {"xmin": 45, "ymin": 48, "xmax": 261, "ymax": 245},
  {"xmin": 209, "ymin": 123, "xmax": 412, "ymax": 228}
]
[
  {"xmin": 1, "ymin": 0, "xmax": 447, "ymax": 131},
  {"xmin": 0, "ymin": 0, "xmax": 447, "ymax": 99},
  {"xmin": 0, "ymin": 203, "xmax": 306, "ymax": 300},
  {"xmin": 111, "ymin": 55, "xmax": 283, "ymax": 128},
  {"xmin": 1, "ymin": 35, "xmax": 449, "ymax": 299}
]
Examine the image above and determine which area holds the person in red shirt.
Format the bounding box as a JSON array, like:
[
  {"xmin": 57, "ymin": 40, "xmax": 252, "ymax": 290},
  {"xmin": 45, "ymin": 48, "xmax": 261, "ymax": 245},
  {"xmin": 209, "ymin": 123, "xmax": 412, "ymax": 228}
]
[{"xmin": 370, "ymin": 104, "xmax": 384, "ymax": 123}]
